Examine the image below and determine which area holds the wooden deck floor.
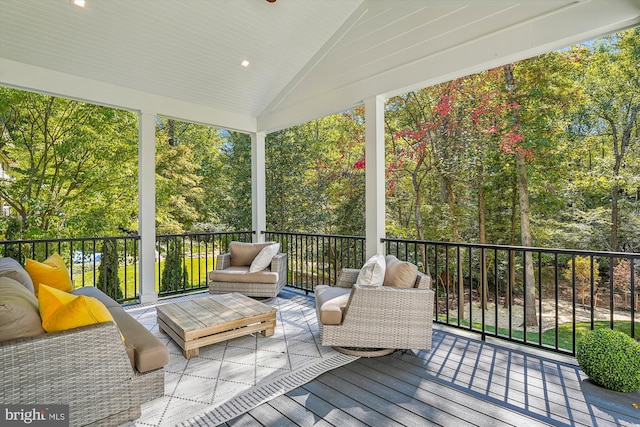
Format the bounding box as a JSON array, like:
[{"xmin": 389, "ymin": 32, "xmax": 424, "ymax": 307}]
[{"xmin": 222, "ymin": 326, "xmax": 640, "ymax": 426}]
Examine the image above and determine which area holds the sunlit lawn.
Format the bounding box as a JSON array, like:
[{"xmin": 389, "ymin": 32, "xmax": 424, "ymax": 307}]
[
  {"xmin": 72, "ymin": 257, "xmax": 215, "ymax": 300},
  {"xmin": 438, "ymin": 315, "xmax": 640, "ymax": 352}
]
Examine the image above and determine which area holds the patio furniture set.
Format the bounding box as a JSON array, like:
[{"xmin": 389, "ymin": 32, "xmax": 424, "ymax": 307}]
[{"xmin": 0, "ymin": 241, "xmax": 434, "ymax": 425}]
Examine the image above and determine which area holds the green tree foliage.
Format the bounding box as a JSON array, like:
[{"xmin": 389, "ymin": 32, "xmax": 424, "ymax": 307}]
[
  {"xmin": 155, "ymin": 118, "xmax": 206, "ymax": 233},
  {"xmin": 160, "ymin": 238, "xmax": 188, "ymax": 293},
  {"xmin": 1, "ymin": 28, "xmax": 638, "ymax": 261},
  {"xmin": 97, "ymin": 239, "xmax": 122, "ymax": 300},
  {"xmin": 0, "ymin": 88, "xmax": 138, "ymax": 238},
  {"xmin": 577, "ymin": 28, "xmax": 640, "ymax": 252},
  {"xmin": 564, "ymin": 256, "xmax": 600, "ymax": 306},
  {"xmin": 3, "ymin": 216, "xmax": 25, "ymax": 263},
  {"xmin": 209, "ymin": 131, "xmax": 253, "ymax": 231}
]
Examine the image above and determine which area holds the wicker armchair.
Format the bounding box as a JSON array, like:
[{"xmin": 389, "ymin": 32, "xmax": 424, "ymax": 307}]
[
  {"xmin": 208, "ymin": 242, "xmax": 287, "ymax": 298},
  {"xmin": 315, "ymin": 263, "xmax": 434, "ymax": 356}
]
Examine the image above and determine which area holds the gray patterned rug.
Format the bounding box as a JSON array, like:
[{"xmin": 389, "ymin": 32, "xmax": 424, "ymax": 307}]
[{"xmin": 121, "ymin": 289, "xmax": 358, "ymax": 426}]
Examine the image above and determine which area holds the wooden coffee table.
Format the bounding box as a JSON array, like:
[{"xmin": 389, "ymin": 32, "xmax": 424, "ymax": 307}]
[{"xmin": 156, "ymin": 292, "xmax": 277, "ymax": 359}]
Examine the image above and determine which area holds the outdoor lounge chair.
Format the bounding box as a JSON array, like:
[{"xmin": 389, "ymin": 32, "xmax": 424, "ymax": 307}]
[
  {"xmin": 315, "ymin": 254, "xmax": 434, "ymax": 356},
  {"xmin": 208, "ymin": 241, "xmax": 287, "ymax": 298}
]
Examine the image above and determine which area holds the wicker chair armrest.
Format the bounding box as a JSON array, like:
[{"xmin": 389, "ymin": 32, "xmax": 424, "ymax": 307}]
[
  {"xmin": 342, "ymin": 284, "xmax": 434, "ymax": 324},
  {"xmin": 269, "ymin": 252, "xmax": 287, "ymax": 274},
  {"xmin": 216, "ymin": 253, "xmax": 231, "ymax": 270},
  {"xmin": 0, "ymin": 322, "xmax": 137, "ymax": 425},
  {"xmin": 335, "ymin": 268, "xmax": 360, "ymax": 288}
]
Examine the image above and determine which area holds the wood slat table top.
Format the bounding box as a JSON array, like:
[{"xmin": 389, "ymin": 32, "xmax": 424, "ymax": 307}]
[{"xmin": 156, "ymin": 292, "xmax": 276, "ymax": 333}]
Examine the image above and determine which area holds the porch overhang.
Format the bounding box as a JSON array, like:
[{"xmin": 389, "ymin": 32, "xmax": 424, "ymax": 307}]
[{"xmin": 1, "ymin": 0, "xmax": 639, "ymax": 133}]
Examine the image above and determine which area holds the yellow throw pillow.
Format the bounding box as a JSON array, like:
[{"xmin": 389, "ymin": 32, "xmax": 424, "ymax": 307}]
[
  {"xmin": 25, "ymin": 253, "xmax": 73, "ymax": 295},
  {"xmin": 38, "ymin": 284, "xmax": 114, "ymax": 333}
]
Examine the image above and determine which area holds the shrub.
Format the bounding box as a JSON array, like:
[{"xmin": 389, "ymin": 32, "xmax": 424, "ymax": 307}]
[
  {"xmin": 161, "ymin": 238, "xmax": 188, "ymax": 293},
  {"xmin": 576, "ymin": 329, "xmax": 640, "ymax": 392},
  {"xmin": 98, "ymin": 239, "xmax": 122, "ymax": 301}
]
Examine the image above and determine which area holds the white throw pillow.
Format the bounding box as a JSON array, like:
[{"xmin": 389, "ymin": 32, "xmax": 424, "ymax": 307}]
[
  {"xmin": 248, "ymin": 243, "xmax": 280, "ymax": 273},
  {"xmin": 355, "ymin": 254, "xmax": 386, "ymax": 287}
]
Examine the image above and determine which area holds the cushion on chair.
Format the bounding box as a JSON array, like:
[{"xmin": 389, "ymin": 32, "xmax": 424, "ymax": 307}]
[
  {"xmin": 384, "ymin": 255, "xmax": 418, "ymax": 288},
  {"xmin": 0, "ymin": 257, "xmax": 35, "ymax": 294},
  {"xmin": 38, "ymin": 284, "xmax": 114, "ymax": 332},
  {"xmin": 229, "ymin": 241, "xmax": 277, "ymax": 267},
  {"xmin": 315, "ymin": 285, "xmax": 351, "ymax": 325},
  {"xmin": 108, "ymin": 308, "xmax": 169, "ymax": 373},
  {"xmin": 355, "ymin": 254, "xmax": 386, "ymax": 287},
  {"xmin": 25, "ymin": 253, "xmax": 73, "ymax": 295},
  {"xmin": 209, "ymin": 266, "xmax": 280, "ymax": 284},
  {"xmin": 249, "ymin": 243, "xmax": 280, "ymax": 273},
  {"xmin": 0, "ymin": 277, "xmax": 45, "ymax": 341}
]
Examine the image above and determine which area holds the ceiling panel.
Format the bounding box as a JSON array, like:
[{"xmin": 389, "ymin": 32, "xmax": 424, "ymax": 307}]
[{"xmin": 1, "ymin": 0, "xmax": 639, "ymax": 132}]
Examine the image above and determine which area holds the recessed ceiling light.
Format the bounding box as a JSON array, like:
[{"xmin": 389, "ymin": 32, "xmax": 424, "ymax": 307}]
[
  {"xmin": 72, "ymin": 0, "xmax": 86, "ymax": 7},
  {"xmin": 241, "ymin": 59, "xmax": 250, "ymax": 67}
]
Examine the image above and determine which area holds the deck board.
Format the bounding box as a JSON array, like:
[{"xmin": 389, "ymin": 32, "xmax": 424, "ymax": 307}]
[
  {"xmin": 228, "ymin": 332, "xmax": 640, "ymax": 427},
  {"xmin": 217, "ymin": 289, "xmax": 640, "ymax": 427}
]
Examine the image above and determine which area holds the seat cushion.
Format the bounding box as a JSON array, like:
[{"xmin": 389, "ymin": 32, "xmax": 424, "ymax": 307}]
[
  {"xmin": 355, "ymin": 254, "xmax": 386, "ymax": 287},
  {"xmin": 209, "ymin": 266, "xmax": 279, "ymax": 284},
  {"xmin": 0, "ymin": 257, "xmax": 35, "ymax": 294},
  {"xmin": 315, "ymin": 285, "xmax": 351, "ymax": 325},
  {"xmin": 229, "ymin": 241, "xmax": 276, "ymax": 267},
  {"xmin": 109, "ymin": 308, "xmax": 169, "ymax": 373},
  {"xmin": 0, "ymin": 276, "xmax": 45, "ymax": 341},
  {"xmin": 384, "ymin": 255, "xmax": 418, "ymax": 288}
]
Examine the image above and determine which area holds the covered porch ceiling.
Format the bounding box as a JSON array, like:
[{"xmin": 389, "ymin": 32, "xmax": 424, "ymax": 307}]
[{"xmin": 1, "ymin": 0, "xmax": 640, "ymax": 134}]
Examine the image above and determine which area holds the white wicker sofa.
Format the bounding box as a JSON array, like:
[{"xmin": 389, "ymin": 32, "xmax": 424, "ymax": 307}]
[
  {"xmin": 208, "ymin": 241, "xmax": 287, "ymax": 298},
  {"xmin": 0, "ymin": 257, "xmax": 168, "ymax": 426},
  {"xmin": 315, "ymin": 254, "xmax": 434, "ymax": 355}
]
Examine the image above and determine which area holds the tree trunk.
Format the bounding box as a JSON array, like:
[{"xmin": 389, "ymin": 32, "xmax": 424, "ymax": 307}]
[
  {"xmin": 505, "ymin": 175, "xmax": 518, "ymax": 309},
  {"xmin": 515, "ymin": 153, "xmax": 538, "ymax": 327},
  {"xmin": 503, "ymin": 63, "xmax": 537, "ymax": 327},
  {"xmin": 412, "ymin": 162, "xmax": 430, "ymax": 276},
  {"xmin": 444, "ymin": 176, "xmax": 464, "ymax": 320},
  {"xmin": 477, "ymin": 159, "xmax": 488, "ymax": 309}
]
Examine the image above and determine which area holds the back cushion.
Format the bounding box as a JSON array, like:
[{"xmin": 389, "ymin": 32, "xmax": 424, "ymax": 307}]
[
  {"xmin": 0, "ymin": 257, "xmax": 35, "ymax": 294},
  {"xmin": 0, "ymin": 276, "xmax": 45, "ymax": 342},
  {"xmin": 355, "ymin": 254, "xmax": 386, "ymax": 287},
  {"xmin": 383, "ymin": 255, "xmax": 418, "ymax": 288},
  {"xmin": 230, "ymin": 241, "xmax": 276, "ymax": 267}
]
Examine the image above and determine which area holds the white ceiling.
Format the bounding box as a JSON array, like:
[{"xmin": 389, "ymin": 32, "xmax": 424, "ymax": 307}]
[{"xmin": 1, "ymin": 0, "xmax": 639, "ymax": 133}]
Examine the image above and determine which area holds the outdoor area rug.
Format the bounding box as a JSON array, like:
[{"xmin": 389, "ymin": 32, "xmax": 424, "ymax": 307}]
[{"xmin": 121, "ymin": 289, "xmax": 359, "ymax": 426}]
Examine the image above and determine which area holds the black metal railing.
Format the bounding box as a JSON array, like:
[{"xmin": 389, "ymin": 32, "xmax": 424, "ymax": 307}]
[
  {"xmin": 3, "ymin": 231, "xmax": 637, "ymax": 357},
  {"xmin": 0, "ymin": 231, "xmax": 253, "ymax": 304},
  {"xmin": 263, "ymin": 231, "xmax": 366, "ymax": 292},
  {"xmin": 0, "ymin": 235, "xmax": 141, "ymax": 303},
  {"xmin": 383, "ymin": 237, "xmax": 639, "ymax": 356}
]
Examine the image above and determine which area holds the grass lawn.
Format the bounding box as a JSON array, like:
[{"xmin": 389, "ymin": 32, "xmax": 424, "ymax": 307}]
[
  {"xmin": 72, "ymin": 257, "xmax": 215, "ymax": 300},
  {"xmin": 438, "ymin": 315, "xmax": 640, "ymax": 352}
]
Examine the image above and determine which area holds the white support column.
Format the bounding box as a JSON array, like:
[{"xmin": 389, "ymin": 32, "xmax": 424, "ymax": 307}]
[
  {"xmin": 138, "ymin": 111, "xmax": 158, "ymax": 304},
  {"xmin": 365, "ymin": 96, "xmax": 386, "ymax": 257},
  {"xmin": 251, "ymin": 132, "xmax": 267, "ymax": 243}
]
